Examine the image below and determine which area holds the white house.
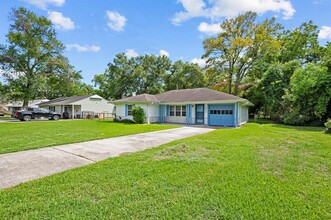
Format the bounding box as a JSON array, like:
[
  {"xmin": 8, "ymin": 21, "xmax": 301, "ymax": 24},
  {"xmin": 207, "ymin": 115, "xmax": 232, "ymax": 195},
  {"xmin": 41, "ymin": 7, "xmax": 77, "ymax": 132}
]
[
  {"xmin": 114, "ymin": 88, "xmax": 253, "ymax": 127},
  {"xmin": 39, "ymin": 95, "xmax": 114, "ymax": 119},
  {"xmin": 6, "ymin": 99, "xmax": 49, "ymax": 113}
]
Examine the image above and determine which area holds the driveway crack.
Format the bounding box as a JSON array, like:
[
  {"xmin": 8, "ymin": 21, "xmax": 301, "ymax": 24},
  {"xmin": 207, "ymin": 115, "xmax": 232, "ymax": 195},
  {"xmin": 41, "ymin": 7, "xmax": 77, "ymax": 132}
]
[{"xmin": 52, "ymin": 147, "xmax": 97, "ymax": 163}]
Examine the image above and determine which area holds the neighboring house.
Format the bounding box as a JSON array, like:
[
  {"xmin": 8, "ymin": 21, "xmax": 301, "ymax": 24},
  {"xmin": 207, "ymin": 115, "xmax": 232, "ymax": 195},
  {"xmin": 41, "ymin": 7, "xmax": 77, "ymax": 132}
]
[
  {"xmin": 6, "ymin": 99, "xmax": 49, "ymax": 113},
  {"xmin": 114, "ymin": 88, "xmax": 253, "ymax": 127},
  {"xmin": 0, "ymin": 102, "xmax": 9, "ymax": 113},
  {"xmin": 39, "ymin": 95, "xmax": 114, "ymax": 119}
]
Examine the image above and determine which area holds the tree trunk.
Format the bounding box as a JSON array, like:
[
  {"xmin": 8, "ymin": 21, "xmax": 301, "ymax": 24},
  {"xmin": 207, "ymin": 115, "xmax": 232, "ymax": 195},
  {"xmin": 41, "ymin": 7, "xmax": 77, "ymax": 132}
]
[
  {"xmin": 228, "ymin": 76, "xmax": 232, "ymax": 94},
  {"xmin": 234, "ymin": 79, "xmax": 240, "ymax": 96},
  {"xmin": 22, "ymin": 99, "xmax": 29, "ymax": 109}
]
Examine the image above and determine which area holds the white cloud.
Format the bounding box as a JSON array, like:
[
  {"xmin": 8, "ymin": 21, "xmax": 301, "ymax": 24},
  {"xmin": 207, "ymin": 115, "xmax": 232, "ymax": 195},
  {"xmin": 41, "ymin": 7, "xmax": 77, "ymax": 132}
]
[
  {"xmin": 125, "ymin": 49, "xmax": 139, "ymax": 58},
  {"xmin": 313, "ymin": 0, "xmax": 324, "ymax": 4},
  {"xmin": 172, "ymin": 0, "xmax": 207, "ymax": 25},
  {"xmin": 198, "ymin": 22, "xmax": 222, "ymax": 35},
  {"xmin": 66, "ymin": 44, "xmax": 101, "ymax": 52},
  {"xmin": 106, "ymin": 11, "xmax": 127, "ymax": 31},
  {"xmin": 319, "ymin": 26, "xmax": 331, "ymax": 40},
  {"xmin": 48, "ymin": 11, "xmax": 75, "ymax": 30},
  {"xmin": 159, "ymin": 49, "xmax": 170, "ymax": 57},
  {"xmin": 172, "ymin": 0, "xmax": 295, "ymax": 25},
  {"xmin": 22, "ymin": 0, "xmax": 65, "ymax": 9},
  {"xmin": 191, "ymin": 58, "xmax": 207, "ymax": 68}
]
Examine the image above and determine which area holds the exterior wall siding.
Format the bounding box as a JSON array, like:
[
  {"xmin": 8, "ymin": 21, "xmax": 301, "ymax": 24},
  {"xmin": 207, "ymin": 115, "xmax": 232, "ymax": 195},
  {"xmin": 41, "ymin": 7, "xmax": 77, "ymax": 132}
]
[
  {"xmin": 164, "ymin": 116, "xmax": 186, "ymax": 124},
  {"xmin": 77, "ymin": 97, "xmax": 114, "ymax": 114},
  {"xmin": 115, "ymin": 103, "xmax": 159, "ymax": 123},
  {"xmin": 240, "ymin": 105, "xmax": 249, "ymax": 124},
  {"xmin": 115, "ymin": 101, "xmax": 250, "ymax": 125}
]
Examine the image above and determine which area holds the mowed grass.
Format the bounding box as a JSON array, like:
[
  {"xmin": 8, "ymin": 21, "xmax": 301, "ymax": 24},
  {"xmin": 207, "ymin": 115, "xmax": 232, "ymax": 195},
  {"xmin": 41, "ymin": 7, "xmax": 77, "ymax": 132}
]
[
  {"xmin": 0, "ymin": 120, "xmax": 178, "ymax": 154},
  {"xmin": 0, "ymin": 114, "xmax": 13, "ymax": 121},
  {"xmin": 0, "ymin": 123, "xmax": 330, "ymax": 219}
]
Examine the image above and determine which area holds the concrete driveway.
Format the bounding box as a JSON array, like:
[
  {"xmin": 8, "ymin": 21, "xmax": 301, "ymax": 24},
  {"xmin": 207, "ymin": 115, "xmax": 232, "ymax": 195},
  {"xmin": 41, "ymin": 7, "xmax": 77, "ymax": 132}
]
[{"xmin": 0, "ymin": 127, "xmax": 214, "ymax": 189}]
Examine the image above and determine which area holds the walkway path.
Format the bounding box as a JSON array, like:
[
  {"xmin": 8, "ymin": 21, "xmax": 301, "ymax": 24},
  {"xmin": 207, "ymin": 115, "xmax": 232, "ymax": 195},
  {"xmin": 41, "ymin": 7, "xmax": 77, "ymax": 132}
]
[{"xmin": 0, "ymin": 127, "xmax": 214, "ymax": 189}]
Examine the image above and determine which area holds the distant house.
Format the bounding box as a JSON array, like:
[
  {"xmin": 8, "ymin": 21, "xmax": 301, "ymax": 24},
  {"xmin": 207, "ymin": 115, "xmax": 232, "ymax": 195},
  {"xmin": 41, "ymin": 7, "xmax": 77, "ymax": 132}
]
[
  {"xmin": 0, "ymin": 102, "xmax": 9, "ymax": 113},
  {"xmin": 39, "ymin": 95, "xmax": 114, "ymax": 119},
  {"xmin": 6, "ymin": 99, "xmax": 49, "ymax": 113},
  {"xmin": 114, "ymin": 88, "xmax": 253, "ymax": 127}
]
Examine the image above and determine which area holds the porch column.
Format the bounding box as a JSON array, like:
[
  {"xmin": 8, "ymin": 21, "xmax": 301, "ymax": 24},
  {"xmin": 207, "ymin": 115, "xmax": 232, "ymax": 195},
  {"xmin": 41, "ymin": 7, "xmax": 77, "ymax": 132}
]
[{"xmin": 72, "ymin": 105, "xmax": 74, "ymax": 119}]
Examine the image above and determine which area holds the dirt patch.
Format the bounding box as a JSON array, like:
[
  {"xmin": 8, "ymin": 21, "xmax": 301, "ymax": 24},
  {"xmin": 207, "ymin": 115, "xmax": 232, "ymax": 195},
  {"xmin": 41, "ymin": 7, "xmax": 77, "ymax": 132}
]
[
  {"xmin": 154, "ymin": 144, "xmax": 214, "ymax": 162},
  {"xmin": 286, "ymin": 140, "xmax": 297, "ymax": 145},
  {"xmin": 258, "ymin": 146, "xmax": 290, "ymax": 177},
  {"xmin": 259, "ymin": 146, "xmax": 289, "ymax": 157}
]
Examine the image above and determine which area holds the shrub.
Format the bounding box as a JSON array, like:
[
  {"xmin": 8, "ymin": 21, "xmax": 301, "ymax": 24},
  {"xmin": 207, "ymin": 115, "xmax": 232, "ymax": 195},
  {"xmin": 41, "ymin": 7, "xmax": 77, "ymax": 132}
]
[
  {"xmin": 283, "ymin": 112, "xmax": 310, "ymax": 126},
  {"xmin": 113, "ymin": 117, "xmax": 135, "ymax": 124},
  {"xmin": 325, "ymin": 118, "xmax": 331, "ymax": 133},
  {"xmin": 132, "ymin": 106, "xmax": 145, "ymax": 124}
]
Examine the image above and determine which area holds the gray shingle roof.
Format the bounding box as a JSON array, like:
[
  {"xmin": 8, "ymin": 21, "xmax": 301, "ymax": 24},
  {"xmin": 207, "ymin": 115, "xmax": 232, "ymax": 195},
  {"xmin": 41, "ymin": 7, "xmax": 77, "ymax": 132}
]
[
  {"xmin": 114, "ymin": 88, "xmax": 244, "ymax": 103},
  {"xmin": 114, "ymin": 94, "xmax": 159, "ymax": 103},
  {"xmin": 39, "ymin": 95, "xmax": 91, "ymax": 105}
]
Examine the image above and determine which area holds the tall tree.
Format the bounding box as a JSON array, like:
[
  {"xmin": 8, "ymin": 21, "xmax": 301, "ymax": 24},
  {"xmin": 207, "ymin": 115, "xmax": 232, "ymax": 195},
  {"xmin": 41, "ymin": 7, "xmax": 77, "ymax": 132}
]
[
  {"xmin": 279, "ymin": 21, "xmax": 321, "ymax": 64},
  {"xmin": 0, "ymin": 82, "xmax": 9, "ymax": 101},
  {"xmin": 94, "ymin": 53, "xmax": 137, "ymax": 100},
  {"xmin": 0, "ymin": 7, "xmax": 71, "ymax": 107},
  {"xmin": 164, "ymin": 61, "xmax": 205, "ymax": 91},
  {"xmin": 94, "ymin": 53, "xmax": 172, "ymax": 100},
  {"xmin": 285, "ymin": 63, "xmax": 331, "ymax": 122},
  {"xmin": 41, "ymin": 56, "xmax": 86, "ymax": 99},
  {"xmin": 246, "ymin": 60, "xmax": 300, "ymax": 118},
  {"xmin": 203, "ymin": 11, "xmax": 282, "ymax": 95},
  {"xmin": 134, "ymin": 54, "xmax": 171, "ymax": 94}
]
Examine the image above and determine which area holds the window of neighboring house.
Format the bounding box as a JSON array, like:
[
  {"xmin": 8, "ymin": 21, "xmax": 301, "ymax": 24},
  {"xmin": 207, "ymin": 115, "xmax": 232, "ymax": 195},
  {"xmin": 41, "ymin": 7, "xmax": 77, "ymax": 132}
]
[
  {"xmin": 49, "ymin": 106, "xmax": 55, "ymax": 112},
  {"xmin": 170, "ymin": 106, "xmax": 175, "ymax": 116},
  {"xmin": 127, "ymin": 105, "xmax": 133, "ymax": 116}
]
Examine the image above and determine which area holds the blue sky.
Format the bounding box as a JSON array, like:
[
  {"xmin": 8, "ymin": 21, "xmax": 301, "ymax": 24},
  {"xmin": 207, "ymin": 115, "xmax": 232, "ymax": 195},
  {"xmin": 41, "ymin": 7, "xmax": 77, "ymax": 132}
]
[{"xmin": 1, "ymin": 0, "xmax": 331, "ymax": 84}]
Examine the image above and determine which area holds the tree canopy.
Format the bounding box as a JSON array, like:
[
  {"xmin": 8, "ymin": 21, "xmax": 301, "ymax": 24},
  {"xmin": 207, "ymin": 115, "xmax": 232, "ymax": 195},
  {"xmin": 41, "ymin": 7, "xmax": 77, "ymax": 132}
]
[
  {"xmin": 203, "ymin": 11, "xmax": 282, "ymax": 95},
  {"xmin": 0, "ymin": 7, "xmax": 89, "ymax": 107},
  {"xmin": 94, "ymin": 54, "xmax": 206, "ymax": 100}
]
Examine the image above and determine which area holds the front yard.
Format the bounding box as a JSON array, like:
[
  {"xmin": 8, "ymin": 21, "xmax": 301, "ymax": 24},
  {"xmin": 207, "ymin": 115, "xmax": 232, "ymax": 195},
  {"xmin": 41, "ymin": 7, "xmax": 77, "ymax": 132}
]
[
  {"xmin": 0, "ymin": 123, "xmax": 330, "ymax": 219},
  {"xmin": 0, "ymin": 114, "xmax": 13, "ymax": 121},
  {"xmin": 0, "ymin": 120, "xmax": 178, "ymax": 154}
]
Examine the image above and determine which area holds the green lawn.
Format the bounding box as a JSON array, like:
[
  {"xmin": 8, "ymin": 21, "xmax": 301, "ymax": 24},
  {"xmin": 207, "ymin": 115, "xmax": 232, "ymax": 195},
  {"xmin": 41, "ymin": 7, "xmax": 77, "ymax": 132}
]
[
  {"xmin": 0, "ymin": 114, "xmax": 13, "ymax": 121},
  {"xmin": 0, "ymin": 120, "xmax": 178, "ymax": 154},
  {"xmin": 0, "ymin": 123, "xmax": 330, "ymax": 219}
]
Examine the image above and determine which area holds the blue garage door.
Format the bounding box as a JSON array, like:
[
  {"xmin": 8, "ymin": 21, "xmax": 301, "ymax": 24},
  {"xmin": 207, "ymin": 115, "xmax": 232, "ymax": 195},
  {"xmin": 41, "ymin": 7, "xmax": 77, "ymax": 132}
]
[{"xmin": 209, "ymin": 104, "xmax": 235, "ymax": 126}]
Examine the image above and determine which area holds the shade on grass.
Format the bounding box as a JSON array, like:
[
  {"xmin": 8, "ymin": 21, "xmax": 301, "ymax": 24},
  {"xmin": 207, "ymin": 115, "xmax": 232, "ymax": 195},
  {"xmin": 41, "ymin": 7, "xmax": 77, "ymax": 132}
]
[
  {"xmin": 0, "ymin": 120, "xmax": 177, "ymax": 154},
  {"xmin": 0, "ymin": 123, "xmax": 330, "ymax": 219}
]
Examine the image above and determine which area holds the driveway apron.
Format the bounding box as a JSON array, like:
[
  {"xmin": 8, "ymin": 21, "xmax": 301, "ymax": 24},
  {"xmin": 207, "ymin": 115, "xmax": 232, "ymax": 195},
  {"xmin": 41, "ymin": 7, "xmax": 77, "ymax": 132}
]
[{"xmin": 0, "ymin": 127, "xmax": 214, "ymax": 189}]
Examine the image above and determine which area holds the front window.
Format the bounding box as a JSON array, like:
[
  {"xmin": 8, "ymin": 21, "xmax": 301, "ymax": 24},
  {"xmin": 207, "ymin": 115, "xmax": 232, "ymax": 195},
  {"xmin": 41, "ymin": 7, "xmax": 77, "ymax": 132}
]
[
  {"xmin": 182, "ymin": 105, "xmax": 186, "ymax": 116},
  {"xmin": 169, "ymin": 105, "xmax": 186, "ymax": 117},
  {"xmin": 176, "ymin": 106, "xmax": 181, "ymax": 116},
  {"xmin": 127, "ymin": 105, "xmax": 133, "ymax": 116},
  {"xmin": 170, "ymin": 106, "xmax": 175, "ymax": 116}
]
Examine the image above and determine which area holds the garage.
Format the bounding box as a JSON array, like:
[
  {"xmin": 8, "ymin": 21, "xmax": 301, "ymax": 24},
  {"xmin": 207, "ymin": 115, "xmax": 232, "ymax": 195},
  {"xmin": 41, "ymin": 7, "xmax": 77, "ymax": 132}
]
[{"xmin": 208, "ymin": 104, "xmax": 235, "ymax": 126}]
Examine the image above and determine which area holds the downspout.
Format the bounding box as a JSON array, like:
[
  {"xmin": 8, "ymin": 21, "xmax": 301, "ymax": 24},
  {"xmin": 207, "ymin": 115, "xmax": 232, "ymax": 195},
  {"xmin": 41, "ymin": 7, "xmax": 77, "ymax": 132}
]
[{"xmin": 147, "ymin": 103, "xmax": 150, "ymax": 124}]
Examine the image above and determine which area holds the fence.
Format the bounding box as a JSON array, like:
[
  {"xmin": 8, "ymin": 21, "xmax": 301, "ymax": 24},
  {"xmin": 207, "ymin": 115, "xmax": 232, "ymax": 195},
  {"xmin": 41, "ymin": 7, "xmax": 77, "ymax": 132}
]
[
  {"xmin": 81, "ymin": 111, "xmax": 115, "ymax": 120},
  {"xmin": 97, "ymin": 112, "xmax": 115, "ymax": 121}
]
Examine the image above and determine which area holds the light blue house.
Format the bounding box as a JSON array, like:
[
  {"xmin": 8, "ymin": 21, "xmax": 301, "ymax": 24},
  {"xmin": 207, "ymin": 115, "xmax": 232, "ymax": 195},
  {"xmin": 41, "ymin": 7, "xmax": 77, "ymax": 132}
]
[{"xmin": 114, "ymin": 88, "xmax": 253, "ymax": 127}]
